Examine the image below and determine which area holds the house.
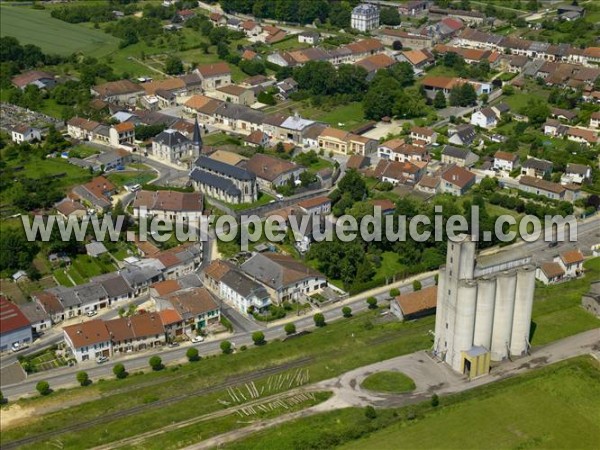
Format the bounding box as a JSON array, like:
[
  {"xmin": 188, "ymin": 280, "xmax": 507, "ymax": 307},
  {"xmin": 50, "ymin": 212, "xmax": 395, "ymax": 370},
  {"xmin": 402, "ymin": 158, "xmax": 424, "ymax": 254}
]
[
  {"xmin": 11, "ymin": 125, "xmax": 42, "ymax": 143},
  {"xmin": 87, "ymin": 148, "xmax": 132, "ymax": 172},
  {"xmin": 213, "ymin": 102, "xmax": 265, "ymax": 133},
  {"xmin": 19, "ymin": 301, "xmax": 51, "ymax": 335},
  {"xmin": 441, "ymin": 145, "xmax": 479, "ymax": 167},
  {"xmin": 243, "ymin": 130, "xmax": 269, "ymax": 148},
  {"xmin": 355, "ymin": 54, "xmax": 397, "ymax": 79},
  {"xmin": 174, "ymin": 9, "xmax": 195, "ymax": 22},
  {"xmin": 556, "ymin": 249, "xmax": 585, "ymax": 278},
  {"xmin": 86, "ymin": 242, "xmax": 108, "ymax": 258},
  {"xmin": 536, "ymin": 262, "xmax": 565, "ymax": 285},
  {"xmin": 132, "ymin": 190, "xmax": 203, "ymax": 222},
  {"xmin": 390, "ymin": 286, "xmax": 437, "ymax": 321},
  {"xmin": 346, "ymin": 154, "xmax": 370, "ymax": 171},
  {"xmin": 518, "ymin": 176, "xmax": 566, "ymax": 200},
  {"xmin": 55, "ymin": 198, "xmax": 87, "ymax": 219},
  {"xmin": 274, "ymin": 114, "xmax": 316, "ymax": 144},
  {"xmin": 151, "ymin": 129, "xmax": 197, "ymax": 165},
  {"xmin": 471, "ymin": 108, "xmax": 498, "ymax": 129},
  {"xmin": 493, "ymin": 151, "xmax": 519, "ymax": 172},
  {"xmin": 448, "ymin": 124, "xmax": 477, "ymax": 147},
  {"xmin": 550, "ymin": 107, "xmax": 578, "ymax": 123},
  {"xmin": 416, "ymin": 175, "xmax": 441, "ymax": 195},
  {"xmin": 302, "ymin": 123, "xmax": 327, "ymax": 149},
  {"xmin": 398, "ymin": 1, "xmax": 429, "ymax": 16},
  {"xmin": 276, "ymin": 77, "xmax": 299, "ymax": 99},
  {"xmin": 62, "ymin": 319, "xmax": 111, "ymax": 363},
  {"xmin": 421, "ymin": 76, "xmax": 491, "ymax": 99},
  {"xmin": 67, "ymin": 117, "xmax": 101, "ymax": 141},
  {"xmin": 491, "ymin": 103, "xmax": 510, "ymax": 119},
  {"xmin": 351, "ymin": 4, "xmax": 380, "ymax": 32},
  {"xmin": 109, "ymin": 122, "xmax": 135, "ymax": 148},
  {"xmin": 190, "ymin": 155, "xmax": 258, "ymax": 204},
  {"xmin": 240, "ymin": 19, "xmax": 262, "ymax": 36},
  {"xmin": 92, "ymin": 79, "xmax": 144, "ymax": 105},
  {"xmin": 0, "ymin": 297, "xmax": 32, "ymax": 352},
  {"xmin": 374, "ymin": 159, "xmax": 425, "ymax": 186},
  {"xmin": 31, "ymin": 291, "xmax": 65, "ymax": 324},
  {"xmin": 410, "ymin": 126, "xmax": 437, "ymax": 145},
  {"xmin": 209, "ymin": 85, "xmax": 255, "ymax": 106},
  {"xmin": 219, "ymin": 268, "xmax": 271, "ymax": 314},
  {"xmin": 70, "ymin": 176, "xmax": 117, "ymax": 212},
  {"xmin": 154, "ymin": 287, "xmax": 220, "ymax": 333},
  {"xmin": 561, "ymin": 163, "xmax": 592, "ymax": 185},
  {"xmin": 209, "ymin": 12, "xmax": 227, "ymax": 26},
  {"xmin": 298, "ymin": 31, "xmax": 320, "ymax": 45},
  {"xmin": 11, "ymin": 70, "xmax": 56, "ymax": 90},
  {"xmin": 521, "ymin": 158, "xmax": 553, "ymax": 179},
  {"xmin": 195, "ymin": 62, "xmax": 232, "ymax": 91},
  {"xmin": 297, "ymin": 196, "xmax": 332, "ymax": 216},
  {"xmin": 566, "ymin": 127, "xmax": 598, "ymax": 146},
  {"xmin": 398, "ymin": 49, "xmax": 435, "ymax": 71},
  {"xmin": 376, "ymin": 29, "xmax": 433, "ymax": 49},
  {"xmin": 441, "ymin": 165, "xmax": 476, "ymax": 196},
  {"xmin": 155, "ymin": 244, "xmax": 203, "ymax": 280},
  {"xmin": 245, "ymin": 153, "xmax": 305, "ymax": 190},
  {"xmin": 202, "ymin": 259, "xmax": 235, "ymax": 295},
  {"xmin": 106, "ymin": 312, "xmax": 166, "ymax": 354},
  {"xmin": 590, "ymin": 112, "xmax": 600, "ymax": 129},
  {"xmin": 91, "ymin": 273, "xmax": 135, "ymax": 304},
  {"xmin": 423, "ymin": 17, "xmax": 464, "ymax": 40},
  {"xmin": 318, "ymin": 127, "xmax": 377, "ymax": 156},
  {"xmin": 369, "ymin": 199, "xmax": 396, "ymax": 215},
  {"xmin": 241, "ymin": 252, "xmax": 327, "ymax": 303}
]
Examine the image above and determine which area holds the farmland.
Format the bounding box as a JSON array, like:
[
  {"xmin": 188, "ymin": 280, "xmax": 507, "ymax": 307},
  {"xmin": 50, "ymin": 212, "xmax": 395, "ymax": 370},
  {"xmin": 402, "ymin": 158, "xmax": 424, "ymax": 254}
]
[{"xmin": 0, "ymin": 4, "xmax": 119, "ymax": 57}]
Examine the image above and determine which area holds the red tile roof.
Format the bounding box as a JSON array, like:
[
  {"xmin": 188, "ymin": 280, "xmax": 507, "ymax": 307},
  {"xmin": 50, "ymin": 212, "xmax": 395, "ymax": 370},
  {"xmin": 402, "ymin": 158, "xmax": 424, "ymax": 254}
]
[
  {"xmin": 560, "ymin": 249, "xmax": 584, "ymax": 265},
  {"xmin": 63, "ymin": 319, "xmax": 110, "ymax": 348},
  {"xmin": 395, "ymin": 286, "xmax": 437, "ymax": 316},
  {"xmin": 0, "ymin": 297, "xmax": 31, "ymax": 334}
]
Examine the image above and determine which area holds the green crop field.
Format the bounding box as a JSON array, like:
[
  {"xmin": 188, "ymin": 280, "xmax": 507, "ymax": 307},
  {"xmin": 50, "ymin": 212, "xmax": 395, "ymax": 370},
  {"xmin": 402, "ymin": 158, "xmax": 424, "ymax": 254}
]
[{"xmin": 0, "ymin": 4, "xmax": 119, "ymax": 56}]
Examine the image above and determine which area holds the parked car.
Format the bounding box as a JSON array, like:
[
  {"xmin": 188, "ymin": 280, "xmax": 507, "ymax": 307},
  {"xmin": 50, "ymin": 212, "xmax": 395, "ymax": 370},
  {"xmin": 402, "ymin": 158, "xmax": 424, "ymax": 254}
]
[
  {"xmin": 96, "ymin": 356, "xmax": 109, "ymax": 364},
  {"xmin": 168, "ymin": 342, "xmax": 180, "ymax": 348},
  {"xmin": 86, "ymin": 310, "xmax": 97, "ymax": 317},
  {"xmin": 192, "ymin": 336, "xmax": 204, "ymax": 343}
]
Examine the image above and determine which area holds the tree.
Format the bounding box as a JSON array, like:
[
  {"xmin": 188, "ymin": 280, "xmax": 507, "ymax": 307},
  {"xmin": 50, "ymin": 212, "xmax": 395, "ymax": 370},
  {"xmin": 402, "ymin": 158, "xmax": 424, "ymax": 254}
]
[
  {"xmin": 164, "ymin": 55, "xmax": 184, "ymax": 75},
  {"xmin": 313, "ymin": 313, "xmax": 326, "ymax": 327},
  {"xmin": 431, "ymin": 393, "xmax": 440, "ymax": 407},
  {"xmin": 366, "ymin": 296, "xmax": 378, "ymax": 309},
  {"xmin": 380, "ymin": 7, "xmax": 400, "ymax": 26},
  {"xmin": 413, "ymin": 280, "xmax": 422, "ymax": 291},
  {"xmin": 76, "ymin": 371, "xmax": 90, "ymax": 386},
  {"xmin": 0, "ymin": 390, "xmax": 4, "ymax": 404},
  {"xmin": 284, "ymin": 323, "xmax": 296, "ymax": 335},
  {"xmin": 252, "ymin": 331, "xmax": 266, "ymax": 345},
  {"xmin": 433, "ymin": 90, "xmax": 446, "ymax": 109},
  {"xmin": 342, "ymin": 306, "xmax": 352, "ymax": 318},
  {"xmin": 299, "ymin": 170, "xmax": 317, "ymax": 187},
  {"xmin": 275, "ymin": 141, "xmax": 285, "ymax": 153},
  {"xmin": 523, "ymin": 99, "xmax": 549, "ymax": 126},
  {"xmin": 220, "ymin": 340, "xmax": 233, "ymax": 354},
  {"xmin": 392, "ymin": 40, "xmax": 403, "ymax": 51},
  {"xmin": 113, "ymin": 363, "xmax": 127, "ymax": 379},
  {"xmin": 186, "ymin": 347, "xmax": 200, "ymax": 362},
  {"xmin": 36, "ymin": 380, "xmax": 50, "ymax": 396},
  {"xmin": 365, "ymin": 405, "xmax": 377, "ymax": 419},
  {"xmin": 149, "ymin": 356, "xmax": 163, "ymax": 371},
  {"xmin": 389, "ymin": 288, "xmax": 400, "ymax": 297}
]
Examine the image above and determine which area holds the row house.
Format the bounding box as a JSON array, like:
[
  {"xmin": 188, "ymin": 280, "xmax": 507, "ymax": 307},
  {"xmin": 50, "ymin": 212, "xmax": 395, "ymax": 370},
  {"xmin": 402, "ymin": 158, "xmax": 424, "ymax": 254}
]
[
  {"xmin": 213, "ymin": 102, "xmax": 265, "ymax": 134},
  {"xmin": 194, "ymin": 62, "xmax": 232, "ymax": 91},
  {"xmin": 245, "ymin": 153, "xmax": 305, "ymax": 191},
  {"xmin": 518, "ymin": 176, "xmax": 566, "ymax": 201},
  {"xmin": 92, "ymin": 79, "xmax": 145, "ymax": 105},
  {"xmin": 317, "ymin": 127, "xmax": 377, "ymax": 156},
  {"xmin": 440, "ymin": 165, "xmax": 476, "ymax": 196},
  {"xmin": 133, "ymin": 189, "xmax": 203, "ymax": 222},
  {"xmin": 378, "ymin": 139, "xmax": 429, "ymax": 163},
  {"xmin": 521, "ymin": 158, "xmax": 553, "ymax": 179},
  {"xmin": 374, "ymin": 159, "xmax": 425, "ymax": 186},
  {"xmin": 154, "ymin": 244, "xmax": 203, "ymax": 280},
  {"xmin": 106, "ymin": 312, "xmax": 166, "ymax": 355},
  {"xmin": 154, "ymin": 287, "xmax": 220, "ymax": 334},
  {"xmin": 375, "ymin": 29, "xmax": 433, "ymax": 49},
  {"xmin": 410, "ymin": 126, "xmax": 437, "ymax": 146}
]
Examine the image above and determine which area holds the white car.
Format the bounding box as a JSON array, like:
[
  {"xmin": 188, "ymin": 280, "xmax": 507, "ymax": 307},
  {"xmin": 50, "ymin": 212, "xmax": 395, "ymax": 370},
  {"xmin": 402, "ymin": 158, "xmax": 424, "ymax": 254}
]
[
  {"xmin": 96, "ymin": 356, "xmax": 109, "ymax": 364},
  {"xmin": 192, "ymin": 336, "xmax": 204, "ymax": 343},
  {"xmin": 86, "ymin": 311, "xmax": 97, "ymax": 317}
]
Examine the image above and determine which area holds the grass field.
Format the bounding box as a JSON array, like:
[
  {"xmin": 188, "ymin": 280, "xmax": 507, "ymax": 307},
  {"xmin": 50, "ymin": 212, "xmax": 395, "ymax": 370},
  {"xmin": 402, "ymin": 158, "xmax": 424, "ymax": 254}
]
[
  {"xmin": 106, "ymin": 170, "xmax": 157, "ymax": 188},
  {"xmin": 0, "ymin": 4, "xmax": 119, "ymax": 57},
  {"xmin": 360, "ymin": 371, "xmax": 416, "ymax": 394},
  {"xmin": 225, "ymin": 356, "xmax": 600, "ymax": 450},
  {"xmin": 298, "ymin": 102, "xmax": 368, "ymax": 131}
]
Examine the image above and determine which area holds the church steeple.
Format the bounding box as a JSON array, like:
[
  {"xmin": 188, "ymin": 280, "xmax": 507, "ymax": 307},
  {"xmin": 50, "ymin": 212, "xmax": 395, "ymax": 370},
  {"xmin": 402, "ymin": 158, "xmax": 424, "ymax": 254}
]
[{"xmin": 192, "ymin": 116, "xmax": 202, "ymax": 155}]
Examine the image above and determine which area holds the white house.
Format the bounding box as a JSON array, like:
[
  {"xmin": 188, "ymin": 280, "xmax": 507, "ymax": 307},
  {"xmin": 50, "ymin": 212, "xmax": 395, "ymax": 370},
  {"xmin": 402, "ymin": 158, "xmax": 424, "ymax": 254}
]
[
  {"xmin": 493, "ymin": 151, "xmax": 519, "ymax": 172},
  {"xmin": 351, "ymin": 4, "xmax": 379, "ymax": 32},
  {"xmin": 556, "ymin": 249, "xmax": 584, "ymax": 278},
  {"xmin": 219, "ymin": 269, "xmax": 271, "ymax": 314},
  {"xmin": 561, "ymin": 163, "xmax": 592, "ymax": 185},
  {"xmin": 298, "ymin": 31, "xmax": 320, "ymax": 45},
  {"xmin": 132, "ymin": 190, "xmax": 204, "ymax": 222},
  {"xmin": 470, "ymin": 107, "xmax": 497, "ymax": 129},
  {"xmin": 536, "ymin": 262, "xmax": 565, "ymax": 285},
  {"xmin": 63, "ymin": 320, "xmax": 112, "ymax": 363},
  {"xmin": 11, "ymin": 125, "xmax": 41, "ymax": 143}
]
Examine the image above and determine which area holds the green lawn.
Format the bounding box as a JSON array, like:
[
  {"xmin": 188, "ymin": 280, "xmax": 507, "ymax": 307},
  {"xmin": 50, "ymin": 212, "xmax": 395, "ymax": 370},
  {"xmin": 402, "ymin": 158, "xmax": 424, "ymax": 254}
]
[
  {"xmin": 52, "ymin": 269, "xmax": 74, "ymax": 287},
  {"xmin": 202, "ymin": 132, "xmax": 242, "ymax": 147},
  {"xmin": 298, "ymin": 102, "xmax": 368, "ymax": 132},
  {"xmin": 361, "ymin": 371, "xmax": 416, "ymax": 394},
  {"xmin": 66, "ymin": 254, "xmax": 116, "ymax": 283},
  {"xmin": 67, "ymin": 145, "xmax": 100, "ymax": 159},
  {"xmin": 374, "ymin": 251, "xmax": 407, "ymax": 280},
  {"xmin": 228, "ymin": 192, "xmax": 275, "ymax": 211},
  {"xmin": 0, "ymin": 4, "xmax": 119, "ymax": 57},
  {"xmin": 225, "ymin": 357, "xmax": 600, "ymax": 450},
  {"xmin": 106, "ymin": 171, "xmax": 156, "ymax": 188}
]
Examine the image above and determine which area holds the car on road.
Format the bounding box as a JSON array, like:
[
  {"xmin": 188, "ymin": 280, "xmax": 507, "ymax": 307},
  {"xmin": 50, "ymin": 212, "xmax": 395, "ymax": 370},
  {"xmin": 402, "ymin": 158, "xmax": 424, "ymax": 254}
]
[
  {"xmin": 191, "ymin": 336, "xmax": 204, "ymax": 343},
  {"xmin": 548, "ymin": 241, "xmax": 559, "ymax": 248},
  {"xmin": 168, "ymin": 342, "xmax": 180, "ymax": 348},
  {"xmin": 86, "ymin": 310, "xmax": 97, "ymax": 317},
  {"xmin": 96, "ymin": 356, "xmax": 109, "ymax": 364}
]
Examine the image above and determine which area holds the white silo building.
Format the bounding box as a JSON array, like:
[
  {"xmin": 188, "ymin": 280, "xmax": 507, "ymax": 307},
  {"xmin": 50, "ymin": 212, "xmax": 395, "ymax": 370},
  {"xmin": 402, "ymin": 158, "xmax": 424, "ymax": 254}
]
[{"xmin": 434, "ymin": 235, "xmax": 535, "ymax": 378}]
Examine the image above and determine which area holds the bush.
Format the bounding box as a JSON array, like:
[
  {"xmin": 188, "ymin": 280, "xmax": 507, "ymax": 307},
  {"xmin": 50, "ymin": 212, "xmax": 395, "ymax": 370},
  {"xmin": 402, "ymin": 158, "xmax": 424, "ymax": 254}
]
[
  {"xmin": 431, "ymin": 393, "xmax": 440, "ymax": 407},
  {"xmin": 284, "ymin": 323, "xmax": 296, "ymax": 335},
  {"xmin": 365, "ymin": 405, "xmax": 377, "ymax": 419},
  {"xmin": 412, "ymin": 280, "xmax": 422, "ymax": 291},
  {"xmin": 240, "ymin": 345, "xmax": 247, "ymax": 351},
  {"xmin": 36, "ymin": 380, "xmax": 50, "ymax": 396},
  {"xmin": 220, "ymin": 340, "xmax": 233, "ymax": 354},
  {"xmin": 76, "ymin": 371, "xmax": 90, "ymax": 386},
  {"xmin": 113, "ymin": 363, "xmax": 127, "ymax": 379},
  {"xmin": 389, "ymin": 288, "xmax": 400, "ymax": 297},
  {"xmin": 186, "ymin": 347, "xmax": 200, "ymax": 362},
  {"xmin": 313, "ymin": 313, "xmax": 326, "ymax": 327},
  {"xmin": 252, "ymin": 331, "xmax": 266, "ymax": 345},
  {"xmin": 149, "ymin": 356, "xmax": 163, "ymax": 371},
  {"xmin": 342, "ymin": 306, "xmax": 352, "ymax": 318},
  {"xmin": 366, "ymin": 297, "xmax": 378, "ymax": 309}
]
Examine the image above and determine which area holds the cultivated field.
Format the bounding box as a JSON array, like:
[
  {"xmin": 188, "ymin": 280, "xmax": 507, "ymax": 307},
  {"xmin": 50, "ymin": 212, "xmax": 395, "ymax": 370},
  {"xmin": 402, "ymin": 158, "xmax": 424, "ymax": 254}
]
[{"xmin": 0, "ymin": 4, "xmax": 119, "ymax": 56}]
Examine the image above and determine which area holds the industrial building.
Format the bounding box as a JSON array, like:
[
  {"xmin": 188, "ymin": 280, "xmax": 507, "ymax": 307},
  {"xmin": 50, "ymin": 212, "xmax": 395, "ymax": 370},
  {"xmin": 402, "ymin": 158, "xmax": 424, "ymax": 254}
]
[{"xmin": 433, "ymin": 235, "xmax": 535, "ymax": 378}]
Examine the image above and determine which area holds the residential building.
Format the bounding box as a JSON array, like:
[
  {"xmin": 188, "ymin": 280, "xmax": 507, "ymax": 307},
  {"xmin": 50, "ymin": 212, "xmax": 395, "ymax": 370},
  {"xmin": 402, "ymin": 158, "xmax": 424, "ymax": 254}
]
[
  {"xmin": 376, "ymin": 29, "xmax": 433, "ymax": 49},
  {"xmin": 410, "ymin": 126, "xmax": 437, "ymax": 145},
  {"xmin": 416, "ymin": 174, "xmax": 441, "ymax": 195},
  {"xmin": 67, "ymin": 117, "xmax": 101, "ymax": 141},
  {"xmin": 244, "ymin": 130, "xmax": 270, "ymax": 148},
  {"xmin": 441, "ymin": 165, "xmax": 476, "ymax": 196},
  {"xmin": 297, "ymin": 196, "xmax": 332, "ymax": 216},
  {"xmin": 390, "ymin": 286, "xmax": 437, "ymax": 321},
  {"xmin": 154, "ymin": 244, "xmax": 203, "ymax": 280},
  {"xmin": 19, "ymin": 301, "xmax": 51, "ymax": 335},
  {"xmin": 245, "ymin": 153, "xmax": 305, "ymax": 190},
  {"xmin": 240, "ymin": 19, "xmax": 262, "ymax": 36},
  {"xmin": 276, "ymin": 78, "xmax": 299, "ymax": 99},
  {"xmin": 54, "ymin": 198, "xmax": 87, "ymax": 219},
  {"xmin": 213, "ymin": 102, "xmax": 264, "ymax": 133},
  {"xmin": 493, "ymin": 151, "xmax": 519, "ymax": 172},
  {"xmin": 92, "ymin": 79, "xmax": 144, "ymax": 105},
  {"xmin": 241, "ymin": 252, "xmax": 328, "ymax": 303},
  {"xmin": 151, "ymin": 129, "xmax": 197, "ymax": 165},
  {"xmin": 154, "ymin": 287, "xmax": 220, "ymax": 333},
  {"xmin": 209, "ymin": 85, "xmax": 255, "ymax": 106},
  {"xmin": 11, "ymin": 125, "xmax": 41, "ymax": 143},
  {"xmin": 521, "ymin": 158, "xmax": 553, "ymax": 179},
  {"xmin": 374, "ymin": 159, "xmax": 425, "ymax": 186},
  {"xmin": 31, "ymin": 291, "xmax": 65, "ymax": 324},
  {"xmin": 355, "ymin": 54, "xmax": 397, "ymax": 79},
  {"xmin": 448, "ymin": 124, "xmax": 477, "ymax": 147},
  {"xmin": 190, "ymin": 155, "xmax": 258, "ymax": 204},
  {"xmin": 398, "ymin": 1, "xmax": 429, "ymax": 16},
  {"xmin": 109, "ymin": 122, "xmax": 135, "ymax": 148},
  {"xmin": 195, "ymin": 62, "xmax": 232, "ymax": 90},
  {"xmin": 351, "ymin": 4, "xmax": 379, "ymax": 32},
  {"xmin": 566, "ymin": 127, "xmax": 598, "ymax": 146},
  {"xmin": 561, "ymin": 163, "xmax": 592, "ymax": 185},
  {"xmin": 471, "ymin": 108, "xmax": 498, "ymax": 129},
  {"xmin": 518, "ymin": 176, "xmax": 566, "ymax": 200},
  {"xmin": 556, "ymin": 249, "xmax": 585, "ymax": 278},
  {"xmin": 318, "ymin": 127, "xmax": 377, "ymax": 156},
  {"xmin": 298, "ymin": 31, "xmax": 320, "ymax": 45},
  {"xmin": 70, "ymin": 176, "xmax": 117, "ymax": 212},
  {"xmin": 202, "ymin": 259, "xmax": 235, "ymax": 295},
  {"xmin": 590, "ymin": 111, "xmax": 600, "ymax": 129},
  {"xmin": 274, "ymin": 114, "xmax": 317, "ymax": 144},
  {"xmin": 133, "ymin": 190, "xmax": 203, "ymax": 222},
  {"xmin": 441, "ymin": 145, "xmax": 479, "ymax": 167},
  {"xmin": 536, "ymin": 262, "xmax": 565, "ymax": 285},
  {"xmin": 11, "ymin": 70, "xmax": 56, "ymax": 90},
  {"xmin": 398, "ymin": 49, "xmax": 435, "ymax": 71},
  {"xmin": 106, "ymin": 312, "xmax": 166, "ymax": 355},
  {"xmin": 220, "ymin": 269, "xmax": 271, "ymax": 314},
  {"xmin": 63, "ymin": 319, "xmax": 111, "ymax": 362},
  {"xmin": 0, "ymin": 297, "xmax": 32, "ymax": 352}
]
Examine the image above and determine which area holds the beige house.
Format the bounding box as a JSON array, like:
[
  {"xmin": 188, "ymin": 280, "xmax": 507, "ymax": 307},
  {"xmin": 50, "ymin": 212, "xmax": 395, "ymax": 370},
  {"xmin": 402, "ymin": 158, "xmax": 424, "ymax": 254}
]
[
  {"xmin": 318, "ymin": 127, "xmax": 377, "ymax": 156},
  {"xmin": 194, "ymin": 62, "xmax": 232, "ymax": 90},
  {"xmin": 208, "ymin": 85, "xmax": 255, "ymax": 106}
]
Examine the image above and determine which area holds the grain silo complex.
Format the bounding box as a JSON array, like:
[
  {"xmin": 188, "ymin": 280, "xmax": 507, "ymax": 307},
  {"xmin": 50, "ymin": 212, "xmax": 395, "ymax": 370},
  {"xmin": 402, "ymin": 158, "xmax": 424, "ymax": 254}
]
[{"xmin": 433, "ymin": 235, "xmax": 536, "ymax": 378}]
